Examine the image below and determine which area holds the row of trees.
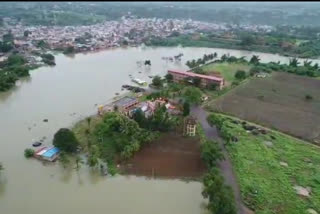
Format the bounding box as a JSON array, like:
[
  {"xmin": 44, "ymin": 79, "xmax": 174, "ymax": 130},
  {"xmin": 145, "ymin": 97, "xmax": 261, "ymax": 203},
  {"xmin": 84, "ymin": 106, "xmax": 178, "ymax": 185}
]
[
  {"xmin": 186, "ymin": 52, "xmax": 218, "ymax": 69},
  {"xmin": 199, "ymin": 124, "xmax": 237, "ymax": 214}
]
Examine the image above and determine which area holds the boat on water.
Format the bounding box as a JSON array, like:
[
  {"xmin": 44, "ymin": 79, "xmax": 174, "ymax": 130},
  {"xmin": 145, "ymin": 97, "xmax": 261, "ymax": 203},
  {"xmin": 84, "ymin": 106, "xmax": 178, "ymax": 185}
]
[{"xmin": 132, "ymin": 78, "xmax": 147, "ymax": 86}]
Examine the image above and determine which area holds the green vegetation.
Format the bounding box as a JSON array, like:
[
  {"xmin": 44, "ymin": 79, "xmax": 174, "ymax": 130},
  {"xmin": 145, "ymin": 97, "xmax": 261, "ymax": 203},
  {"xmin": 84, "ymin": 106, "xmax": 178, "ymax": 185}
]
[
  {"xmin": 63, "ymin": 46, "xmax": 75, "ymax": 55},
  {"xmin": 0, "ymin": 54, "xmax": 30, "ymax": 92},
  {"xmin": 53, "ymin": 128, "xmax": 79, "ymax": 153},
  {"xmin": 183, "ymin": 101, "xmax": 190, "ymax": 116},
  {"xmin": 24, "ymin": 148, "xmax": 35, "ymax": 158},
  {"xmin": 151, "ymin": 75, "xmax": 163, "ymax": 88},
  {"xmin": 202, "ymin": 62, "xmax": 252, "ymax": 82},
  {"xmin": 207, "ymin": 113, "xmax": 320, "ymax": 214},
  {"xmin": 234, "ymin": 70, "xmax": 247, "ymax": 80},
  {"xmin": 198, "ymin": 123, "xmax": 236, "ymax": 214},
  {"xmin": 41, "ymin": 53, "xmax": 56, "ymax": 66},
  {"xmin": 148, "ymin": 32, "xmax": 320, "ymax": 59},
  {"xmin": 73, "ymin": 112, "xmax": 157, "ymax": 170},
  {"xmin": 182, "ymin": 86, "xmax": 203, "ymax": 104}
]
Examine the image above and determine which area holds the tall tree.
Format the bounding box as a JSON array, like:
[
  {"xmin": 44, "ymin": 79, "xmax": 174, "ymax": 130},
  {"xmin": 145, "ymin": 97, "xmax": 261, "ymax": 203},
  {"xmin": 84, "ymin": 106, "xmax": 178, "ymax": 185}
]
[
  {"xmin": 249, "ymin": 55, "xmax": 260, "ymax": 65},
  {"xmin": 53, "ymin": 128, "xmax": 79, "ymax": 153},
  {"xmin": 183, "ymin": 101, "xmax": 190, "ymax": 116}
]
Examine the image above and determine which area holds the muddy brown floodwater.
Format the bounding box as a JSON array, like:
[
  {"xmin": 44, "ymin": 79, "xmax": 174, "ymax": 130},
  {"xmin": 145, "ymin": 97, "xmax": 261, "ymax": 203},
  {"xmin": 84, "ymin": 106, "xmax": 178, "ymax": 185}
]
[
  {"xmin": 121, "ymin": 132, "xmax": 207, "ymax": 179},
  {"xmin": 1, "ymin": 46, "xmax": 319, "ymax": 214}
]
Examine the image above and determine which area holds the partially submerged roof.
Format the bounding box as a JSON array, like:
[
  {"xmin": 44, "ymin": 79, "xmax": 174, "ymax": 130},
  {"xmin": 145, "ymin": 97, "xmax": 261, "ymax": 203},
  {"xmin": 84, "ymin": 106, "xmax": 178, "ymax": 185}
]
[
  {"xmin": 113, "ymin": 96, "xmax": 138, "ymax": 107},
  {"xmin": 42, "ymin": 147, "xmax": 60, "ymax": 158}
]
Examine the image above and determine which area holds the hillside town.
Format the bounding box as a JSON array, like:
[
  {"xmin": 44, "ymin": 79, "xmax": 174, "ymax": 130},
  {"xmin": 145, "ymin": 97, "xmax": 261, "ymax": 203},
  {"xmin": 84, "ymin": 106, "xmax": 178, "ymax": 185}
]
[{"xmin": 0, "ymin": 16, "xmax": 274, "ymax": 66}]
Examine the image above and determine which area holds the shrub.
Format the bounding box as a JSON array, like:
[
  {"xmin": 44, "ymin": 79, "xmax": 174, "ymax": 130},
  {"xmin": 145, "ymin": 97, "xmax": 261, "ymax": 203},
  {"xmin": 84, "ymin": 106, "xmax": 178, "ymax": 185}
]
[{"xmin": 24, "ymin": 148, "xmax": 35, "ymax": 158}]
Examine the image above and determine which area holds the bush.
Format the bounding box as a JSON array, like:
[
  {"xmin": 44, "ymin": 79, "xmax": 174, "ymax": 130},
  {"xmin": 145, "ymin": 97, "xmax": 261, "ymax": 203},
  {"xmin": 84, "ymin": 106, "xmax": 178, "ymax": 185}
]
[
  {"xmin": 53, "ymin": 128, "xmax": 79, "ymax": 153},
  {"xmin": 24, "ymin": 148, "xmax": 35, "ymax": 158},
  {"xmin": 152, "ymin": 75, "xmax": 163, "ymax": 87},
  {"xmin": 235, "ymin": 70, "xmax": 247, "ymax": 80}
]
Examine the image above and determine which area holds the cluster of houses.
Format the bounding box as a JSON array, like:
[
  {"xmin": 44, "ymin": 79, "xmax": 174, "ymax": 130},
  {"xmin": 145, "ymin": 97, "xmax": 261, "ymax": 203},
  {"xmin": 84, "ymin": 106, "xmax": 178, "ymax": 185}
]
[{"xmin": 98, "ymin": 95, "xmax": 180, "ymax": 118}]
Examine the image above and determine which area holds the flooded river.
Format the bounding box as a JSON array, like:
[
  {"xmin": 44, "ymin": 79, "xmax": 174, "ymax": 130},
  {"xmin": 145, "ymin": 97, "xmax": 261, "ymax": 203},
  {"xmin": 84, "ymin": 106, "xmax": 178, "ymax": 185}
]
[{"xmin": 0, "ymin": 46, "xmax": 319, "ymax": 214}]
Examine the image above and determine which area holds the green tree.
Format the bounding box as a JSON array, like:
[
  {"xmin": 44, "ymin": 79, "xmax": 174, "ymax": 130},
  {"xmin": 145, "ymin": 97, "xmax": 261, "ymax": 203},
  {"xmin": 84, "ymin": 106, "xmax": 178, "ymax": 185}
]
[
  {"xmin": 202, "ymin": 168, "xmax": 237, "ymax": 214},
  {"xmin": 0, "ymin": 41, "xmax": 13, "ymax": 53},
  {"xmin": 24, "ymin": 148, "xmax": 35, "ymax": 158},
  {"xmin": 59, "ymin": 151, "xmax": 70, "ymax": 169},
  {"xmin": 289, "ymin": 58, "xmax": 299, "ymax": 67},
  {"xmin": 249, "ymin": 55, "xmax": 260, "ymax": 65},
  {"xmin": 75, "ymin": 155, "xmax": 84, "ymax": 171},
  {"xmin": 234, "ymin": 70, "xmax": 246, "ymax": 80},
  {"xmin": 201, "ymin": 140, "xmax": 224, "ymax": 168},
  {"xmin": 152, "ymin": 75, "xmax": 163, "ymax": 87},
  {"xmin": 241, "ymin": 34, "xmax": 255, "ymax": 46},
  {"xmin": 63, "ymin": 46, "xmax": 75, "ymax": 54},
  {"xmin": 88, "ymin": 145, "xmax": 100, "ymax": 168},
  {"xmin": 7, "ymin": 54, "xmax": 26, "ymax": 66},
  {"xmin": 3, "ymin": 32, "xmax": 14, "ymax": 43},
  {"xmin": 165, "ymin": 73, "xmax": 173, "ymax": 82},
  {"xmin": 183, "ymin": 101, "xmax": 190, "ymax": 116},
  {"xmin": 183, "ymin": 86, "xmax": 202, "ymax": 104},
  {"xmin": 53, "ymin": 128, "xmax": 79, "ymax": 153},
  {"xmin": 0, "ymin": 162, "xmax": 3, "ymax": 172}
]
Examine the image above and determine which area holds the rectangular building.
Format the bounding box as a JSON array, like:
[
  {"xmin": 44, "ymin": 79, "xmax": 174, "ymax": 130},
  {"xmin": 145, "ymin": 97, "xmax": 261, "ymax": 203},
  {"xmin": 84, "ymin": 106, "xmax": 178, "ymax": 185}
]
[{"xmin": 168, "ymin": 70, "xmax": 224, "ymax": 89}]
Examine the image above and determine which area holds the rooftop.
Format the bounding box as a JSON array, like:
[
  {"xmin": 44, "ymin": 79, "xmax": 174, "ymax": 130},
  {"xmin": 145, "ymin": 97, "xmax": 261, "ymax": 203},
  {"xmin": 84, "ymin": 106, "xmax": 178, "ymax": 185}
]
[
  {"xmin": 168, "ymin": 70, "xmax": 224, "ymax": 82},
  {"xmin": 113, "ymin": 96, "xmax": 138, "ymax": 107}
]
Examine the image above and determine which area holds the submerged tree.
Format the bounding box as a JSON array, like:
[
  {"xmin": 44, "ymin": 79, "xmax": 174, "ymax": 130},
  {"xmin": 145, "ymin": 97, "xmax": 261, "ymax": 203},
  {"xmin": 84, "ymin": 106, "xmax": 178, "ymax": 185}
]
[
  {"xmin": 59, "ymin": 151, "xmax": 70, "ymax": 169},
  {"xmin": 75, "ymin": 155, "xmax": 84, "ymax": 171}
]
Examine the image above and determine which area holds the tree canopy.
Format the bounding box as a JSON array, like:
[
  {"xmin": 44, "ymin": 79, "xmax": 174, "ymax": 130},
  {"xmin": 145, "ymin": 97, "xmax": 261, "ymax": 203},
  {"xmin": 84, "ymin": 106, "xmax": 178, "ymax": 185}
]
[{"xmin": 53, "ymin": 128, "xmax": 79, "ymax": 153}]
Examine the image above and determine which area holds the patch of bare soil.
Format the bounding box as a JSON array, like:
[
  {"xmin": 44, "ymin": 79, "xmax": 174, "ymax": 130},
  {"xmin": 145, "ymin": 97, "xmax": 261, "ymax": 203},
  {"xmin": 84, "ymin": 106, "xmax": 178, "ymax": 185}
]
[{"xmin": 120, "ymin": 132, "xmax": 207, "ymax": 179}]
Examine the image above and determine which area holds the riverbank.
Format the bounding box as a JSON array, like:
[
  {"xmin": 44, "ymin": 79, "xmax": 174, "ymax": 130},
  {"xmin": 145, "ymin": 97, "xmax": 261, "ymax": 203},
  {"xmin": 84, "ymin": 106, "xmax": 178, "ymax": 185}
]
[{"xmin": 146, "ymin": 34, "xmax": 320, "ymax": 59}]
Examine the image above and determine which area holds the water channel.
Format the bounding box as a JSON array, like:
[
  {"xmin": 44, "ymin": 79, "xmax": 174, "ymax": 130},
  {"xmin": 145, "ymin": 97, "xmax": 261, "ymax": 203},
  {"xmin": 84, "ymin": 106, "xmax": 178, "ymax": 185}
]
[{"xmin": 0, "ymin": 46, "xmax": 319, "ymax": 214}]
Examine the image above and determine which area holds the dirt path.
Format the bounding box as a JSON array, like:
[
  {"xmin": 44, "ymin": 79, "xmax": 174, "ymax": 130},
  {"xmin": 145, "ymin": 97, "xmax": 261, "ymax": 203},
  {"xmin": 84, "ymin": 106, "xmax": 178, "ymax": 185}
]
[{"xmin": 191, "ymin": 105, "xmax": 254, "ymax": 214}]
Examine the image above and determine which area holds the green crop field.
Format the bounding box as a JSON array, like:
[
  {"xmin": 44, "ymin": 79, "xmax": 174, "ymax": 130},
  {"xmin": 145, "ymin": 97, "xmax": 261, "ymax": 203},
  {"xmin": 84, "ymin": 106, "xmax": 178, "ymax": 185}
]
[
  {"xmin": 215, "ymin": 114, "xmax": 320, "ymax": 214},
  {"xmin": 209, "ymin": 72, "xmax": 320, "ymax": 143}
]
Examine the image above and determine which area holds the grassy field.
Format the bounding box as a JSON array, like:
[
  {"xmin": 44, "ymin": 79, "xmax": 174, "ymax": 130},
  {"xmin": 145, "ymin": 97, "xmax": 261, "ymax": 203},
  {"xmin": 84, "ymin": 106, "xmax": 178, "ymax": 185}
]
[
  {"xmin": 209, "ymin": 72, "xmax": 320, "ymax": 143},
  {"xmin": 201, "ymin": 62, "xmax": 252, "ymax": 83},
  {"xmin": 216, "ymin": 114, "xmax": 320, "ymax": 214}
]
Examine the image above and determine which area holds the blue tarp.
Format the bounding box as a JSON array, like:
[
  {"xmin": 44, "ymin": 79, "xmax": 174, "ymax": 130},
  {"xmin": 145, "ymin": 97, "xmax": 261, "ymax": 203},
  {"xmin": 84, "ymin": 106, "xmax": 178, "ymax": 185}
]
[{"xmin": 42, "ymin": 147, "xmax": 60, "ymax": 158}]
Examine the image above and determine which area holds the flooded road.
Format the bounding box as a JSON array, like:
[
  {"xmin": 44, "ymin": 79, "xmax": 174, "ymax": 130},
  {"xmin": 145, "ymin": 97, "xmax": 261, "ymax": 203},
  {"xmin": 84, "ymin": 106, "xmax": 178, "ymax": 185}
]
[{"xmin": 0, "ymin": 46, "xmax": 319, "ymax": 214}]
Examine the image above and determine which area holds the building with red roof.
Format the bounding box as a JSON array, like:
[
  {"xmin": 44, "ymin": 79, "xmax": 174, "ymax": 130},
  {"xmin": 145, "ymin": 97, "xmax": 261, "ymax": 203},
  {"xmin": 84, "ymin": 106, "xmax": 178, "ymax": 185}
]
[{"xmin": 168, "ymin": 70, "xmax": 225, "ymax": 89}]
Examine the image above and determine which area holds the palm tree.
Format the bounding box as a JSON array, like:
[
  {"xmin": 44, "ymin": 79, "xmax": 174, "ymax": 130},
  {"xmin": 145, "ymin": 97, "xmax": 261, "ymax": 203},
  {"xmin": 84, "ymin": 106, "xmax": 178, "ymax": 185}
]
[
  {"xmin": 303, "ymin": 60, "xmax": 312, "ymax": 67},
  {"xmin": 289, "ymin": 58, "xmax": 299, "ymax": 67},
  {"xmin": 250, "ymin": 55, "xmax": 260, "ymax": 65}
]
